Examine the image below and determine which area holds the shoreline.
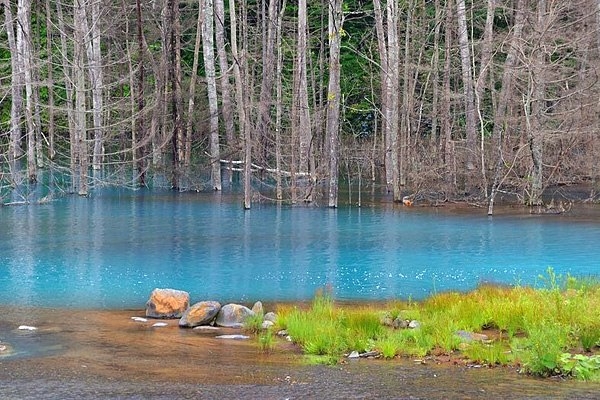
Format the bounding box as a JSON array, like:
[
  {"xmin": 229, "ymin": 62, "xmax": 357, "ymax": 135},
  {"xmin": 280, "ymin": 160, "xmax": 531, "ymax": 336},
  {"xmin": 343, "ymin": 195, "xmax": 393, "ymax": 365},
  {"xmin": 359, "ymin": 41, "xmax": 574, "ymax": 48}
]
[{"xmin": 1, "ymin": 306, "xmax": 600, "ymax": 399}]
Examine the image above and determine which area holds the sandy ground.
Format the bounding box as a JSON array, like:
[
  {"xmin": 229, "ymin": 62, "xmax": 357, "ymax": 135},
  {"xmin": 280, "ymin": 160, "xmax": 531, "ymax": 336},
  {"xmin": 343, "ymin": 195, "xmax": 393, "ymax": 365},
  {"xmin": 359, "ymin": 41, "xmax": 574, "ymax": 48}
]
[{"xmin": 1, "ymin": 307, "xmax": 600, "ymax": 399}]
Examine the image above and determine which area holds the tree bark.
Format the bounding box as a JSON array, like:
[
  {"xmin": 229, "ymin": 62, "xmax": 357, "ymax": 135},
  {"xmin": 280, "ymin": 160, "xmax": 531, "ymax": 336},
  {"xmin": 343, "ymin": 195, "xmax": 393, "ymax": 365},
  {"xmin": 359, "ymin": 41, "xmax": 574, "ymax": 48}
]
[
  {"xmin": 455, "ymin": 0, "xmax": 477, "ymax": 177},
  {"xmin": 74, "ymin": 0, "xmax": 89, "ymax": 195},
  {"xmin": 2, "ymin": 0, "xmax": 23, "ymax": 175},
  {"xmin": 296, "ymin": 0, "xmax": 312, "ymax": 178},
  {"xmin": 201, "ymin": 0, "xmax": 222, "ymax": 190},
  {"xmin": 326, "ymin": 0, "xmax": 342, "ymax": 208},
  {"xmin": 214, "ymin": 0, "xmax": 236, "ymax": 183}
]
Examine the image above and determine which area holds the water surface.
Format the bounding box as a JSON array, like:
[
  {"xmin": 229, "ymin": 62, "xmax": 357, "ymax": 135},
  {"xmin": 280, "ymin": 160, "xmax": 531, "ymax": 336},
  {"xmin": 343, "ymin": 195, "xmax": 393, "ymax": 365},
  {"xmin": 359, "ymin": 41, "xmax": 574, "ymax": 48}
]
[{"xmin": 1, "ymin": 189, "xmax": 599, "ymax": 308}]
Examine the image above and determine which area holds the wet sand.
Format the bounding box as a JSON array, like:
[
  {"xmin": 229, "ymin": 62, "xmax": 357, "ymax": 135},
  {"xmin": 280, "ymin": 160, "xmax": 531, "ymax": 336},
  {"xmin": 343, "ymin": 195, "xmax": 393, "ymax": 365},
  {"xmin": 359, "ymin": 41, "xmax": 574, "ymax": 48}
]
[{"xmin": 1, "ymin": 306, "xmax": 599, "ymax": 399}]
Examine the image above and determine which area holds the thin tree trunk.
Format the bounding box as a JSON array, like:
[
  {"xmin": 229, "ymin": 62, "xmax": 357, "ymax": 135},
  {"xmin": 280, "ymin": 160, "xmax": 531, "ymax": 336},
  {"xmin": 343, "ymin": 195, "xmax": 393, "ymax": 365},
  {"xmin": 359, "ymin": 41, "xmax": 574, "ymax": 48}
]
[
  {"xmin": 488, "ymin": 0, "xmax": 525, "ymax": 214},
  {"xmin": 201, "ymin": 0, "xmax": 222, "ymax": 190},
  {"xmin": 2, "ymin": 0, "xmax": 23, "ymax": 174},
  {"xmin": 45, "ymin": 0, "xmax": 55, "ymax": 160},
  {"xmin": 229, "ymin": 0, "xmax": 251, "ymax": 208},
  {"xmin": 372, "ymin": 0, "xmax": 390, "ymax": 188},
  {"xmin": 296, "ymin": 0, "xmax": 311, "ymax": 178},
  {"xmin": 214, "ymin": 0, "xmax": 235, "ymax": 183},
  {"xmin": 170, "ymin": 0, "xmax": 184, "ymax": 189},
  {"xmin": 74, "ymin": 0, "xmax": 88, "ymax": 195},
  {"xmin": 255, "ymin": 0, "xmax": 278, "ymax": 166},
  {"xmin": 274, "ymin": 0, "xmax": 286, "ymax": 200},
  {"xmin": 386, "ymin": 0, "xmax": 401, "ymax": 201},
  {"xmin": 135, "ymin": 0, "xmax": 146, "ymax": 184},
  {"xmin": 441, "ymin": 0, "xmax": 455, "ymax": 186},
  {"xmin": 185, "ymin": 0, "xmax": 203, "ymax": 168},
  {"xmin": 456, "ymin": 0, "xmax": 477, "ymax": 176},
  {"xmin": 17, "ymin": 0, "xmax": 36, "ymax": 182},
  {"xmin": 326, "ymin": 0, "xmax": 342, "ymax": 208}
]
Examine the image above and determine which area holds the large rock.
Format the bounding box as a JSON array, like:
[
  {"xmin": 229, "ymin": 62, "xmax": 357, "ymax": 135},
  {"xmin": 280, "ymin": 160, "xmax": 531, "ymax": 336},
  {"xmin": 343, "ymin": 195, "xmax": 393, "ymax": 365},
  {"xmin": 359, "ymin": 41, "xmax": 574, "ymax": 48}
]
[
  {"xmin": 215, "ymin": 303, "xmax": 255, "ymax": 328},
  {"xmin": 179, "ymin": 301, "xmax": 222, "ymax": 328},
  {"xmin": 145, "ymin": 288, "xmax": 190, "ymax": 319}
]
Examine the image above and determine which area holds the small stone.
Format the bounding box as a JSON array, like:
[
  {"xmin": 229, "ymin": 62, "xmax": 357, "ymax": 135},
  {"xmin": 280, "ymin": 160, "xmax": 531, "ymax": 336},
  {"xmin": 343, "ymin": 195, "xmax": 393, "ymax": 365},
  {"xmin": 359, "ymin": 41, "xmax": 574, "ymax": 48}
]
[
  {"xmin": 348, "ymin": 351, "xmax": 360, "ymax": 359},
  {"xmin": 193, "ymin": 326, "xmax": 221, "ymax": 333},
  {"xmin": 215, "ymin": 334, "xmax": 250, "ymax": 340},
  {"xmin": 276, "ymin": 329, "xmax": 288, "ymax": 337},
  {"xmin": 393, "ymin": 318, "xmax": 409, "ymax": 329},
  {"xmin": 251, "ymin": 301, "xmax": 264, "ymax": 315},
  {"xmin": 131, "ymin": 317, "xmax": 148, "ymax": 323},
  {"xmin": 152, "ymin": 322, "xmax": 168, "ymax": 327},
  {"xmin": 408, "ymin": 320, "xmax": 421, "ymax": 329},
  {"xmin": 261, "ymin": 320, "xmax": 275, "ymax": 329},
  {"xmin": 264, "ymin": 312, "xmax": 277, "ymax": 323},
  {"xmin": 179, "ymin": 301, "xmax": 221, "ymax": 328},
  {"xmin": 18, "ymin": 325, "xmax": 37, "ymax": 331}
]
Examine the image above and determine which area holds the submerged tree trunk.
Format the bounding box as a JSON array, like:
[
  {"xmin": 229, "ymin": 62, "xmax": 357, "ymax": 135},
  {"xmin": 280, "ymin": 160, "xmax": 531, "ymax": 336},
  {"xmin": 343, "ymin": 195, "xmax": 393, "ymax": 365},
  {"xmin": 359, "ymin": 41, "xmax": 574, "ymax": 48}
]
[{"xmin": 74, "ymin": 0, "xmax": 88, "ymax": 195}]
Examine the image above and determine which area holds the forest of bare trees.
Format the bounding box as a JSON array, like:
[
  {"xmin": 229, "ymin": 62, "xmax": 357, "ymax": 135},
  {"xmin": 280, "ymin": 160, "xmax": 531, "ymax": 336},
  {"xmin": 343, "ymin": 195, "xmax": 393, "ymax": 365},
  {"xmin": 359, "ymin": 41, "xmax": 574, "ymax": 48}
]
[{"xmin": 1, "ymin": 0, "xmax": 600, "ymax": 211}]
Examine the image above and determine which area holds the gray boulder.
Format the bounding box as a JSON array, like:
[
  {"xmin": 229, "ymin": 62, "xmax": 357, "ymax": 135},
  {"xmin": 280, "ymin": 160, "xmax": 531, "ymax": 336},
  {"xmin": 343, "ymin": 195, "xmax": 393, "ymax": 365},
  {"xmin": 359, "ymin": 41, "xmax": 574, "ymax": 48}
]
[
  {"xmin": 215, "ymin": 303, "xmax": 255, "ymax": 327},
  {"xmin": 179, "ymin": 301, "xmax": 222, "ymax": 328}
]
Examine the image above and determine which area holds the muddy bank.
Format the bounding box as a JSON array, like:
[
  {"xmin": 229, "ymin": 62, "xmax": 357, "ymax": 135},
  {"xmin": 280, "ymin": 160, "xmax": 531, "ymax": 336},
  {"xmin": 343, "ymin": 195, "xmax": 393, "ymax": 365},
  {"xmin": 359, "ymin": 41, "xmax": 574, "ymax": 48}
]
[{"xmin": 1, "ymin": 306, "xmax": 599, "ymax": 399}]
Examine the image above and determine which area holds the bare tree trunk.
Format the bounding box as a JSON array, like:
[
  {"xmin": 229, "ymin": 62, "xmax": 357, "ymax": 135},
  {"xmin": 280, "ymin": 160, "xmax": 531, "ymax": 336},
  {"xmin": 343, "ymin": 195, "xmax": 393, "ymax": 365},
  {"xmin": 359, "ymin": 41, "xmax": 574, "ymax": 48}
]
[
  {"xmin": 214, "ymin": 0, "xmax": 235, "ymax": 183},
  {"xmin": 169, "ymin": 0, "xmax": 184, "ymax": 189},
  {"xmin": 255, "ymin": 0, "xmax": 278, "ymax": 166},
  {"xmin": 135, "ymin": 0, "xmax": 147, "ymax": 185},
  {"xmin": 2, "ymin": 0, "xmax": 23, "ymax": 175},
  {"xmin": 82, "ymin": 0, "xmax": 104, "ymax": 171},
  {"xmin": 456, "ymin": 0, "xmax": 477, "ymax": 177},
  {"xmin": 274, "ymin": 0, "xmax": 286, "ymax": 200},
  {"xmin": 74, "ymin": 0, "xmax": 88, "ymax": 195},
  {"xmin": 386, "ymin": 0, "xmax": 401, "ymax": 201},
  {"xmin": 201, "ymin": 0, "xmax": 222, "ymax": 190},
  {"xmin": 488, "ymin": 0, "xmax": 525, "ymax": 214},
  {"xmin": 296, "ymin": 0, "xmax": 311, "ymax": 179},
  {"xmin": 185, "ymin": 0, "xmax": 204, "ymax": 169},
  {"xmin": 326, "ymin": 0, "xmax": 342, "ymax": 208},
  {"xmin": 527, "ymin": 0, "xmax": 547, "ymax": 206},
  {"xmin": 372, "ymin": 0, "xmax": 390, "ymax": 188},
  {"xmin": 17, "ymin": 0, "xmax": 37, "ymax": 182},
  {"xmin": 229, "ymin": 0, "xmax": 251, "ymax": 208},
  {"xmin": 399, "ymin": 0, "xmax": 414, "ymax": 188},
  {"xmin": 430, "ymin": 0, "xmax": 442, "ymax": 155},
  {"xmin": 441, "ymin": 0, "xmax": 455, "ymax": 186},
  {"xmin": 45, "ymin": 0, "xmax": 55, "ymax": 160},
  {"xmin": 55, "ymin": 0, "xmax": 77, "ymax": 189}
]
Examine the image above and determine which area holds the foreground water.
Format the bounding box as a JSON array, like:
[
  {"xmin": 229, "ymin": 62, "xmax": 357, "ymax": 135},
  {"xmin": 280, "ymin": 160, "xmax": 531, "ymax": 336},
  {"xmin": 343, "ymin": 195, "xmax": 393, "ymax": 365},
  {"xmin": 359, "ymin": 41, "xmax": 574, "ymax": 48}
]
[{"xmin": 1, "ymin": 188, "xmax": 599, "ymax": 308}]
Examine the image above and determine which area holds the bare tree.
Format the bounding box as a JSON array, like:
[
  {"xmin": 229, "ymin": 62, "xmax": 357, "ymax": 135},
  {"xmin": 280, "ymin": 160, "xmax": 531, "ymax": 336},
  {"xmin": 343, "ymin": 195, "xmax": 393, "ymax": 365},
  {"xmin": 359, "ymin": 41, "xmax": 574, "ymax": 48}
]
[{"xmin": 326, "ymin": 0, "xmax": 343, "ymax": 208}]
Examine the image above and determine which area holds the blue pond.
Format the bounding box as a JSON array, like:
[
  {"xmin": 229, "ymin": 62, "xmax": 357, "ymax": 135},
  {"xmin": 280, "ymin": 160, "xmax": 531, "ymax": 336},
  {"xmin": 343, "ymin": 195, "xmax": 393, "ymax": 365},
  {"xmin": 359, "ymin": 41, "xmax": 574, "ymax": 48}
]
[{"xmin": 1, "ymin": 189, "xmax": 599, "ymax": 309}]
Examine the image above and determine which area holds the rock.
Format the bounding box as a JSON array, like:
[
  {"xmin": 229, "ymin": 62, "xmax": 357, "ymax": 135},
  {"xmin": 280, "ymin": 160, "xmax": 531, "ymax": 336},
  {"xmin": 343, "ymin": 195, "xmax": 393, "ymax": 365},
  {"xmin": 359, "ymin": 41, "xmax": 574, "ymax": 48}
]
[
  {"xmin": 179, "ymin": 301, "xmax": 221, "ymax": 328},
  {"xmin": 215, "ymin": 303, "xmax": 255, "ymax": 328},
  {"xmin": 264, "ymin": 312, "xmax": 277, "ymax": 323},
  {"xmin": 261, "ymin": 320, "xmax": 275, "ymax": 329},
  {"xmin": 276, "ymin": 330, "xmax": 288, "ymax": 337},
  {"xmin": 145, "ymin": 288, "xmax": 190, "ymax": 319},
  {"xmin": 131, "ymin": 317, "xmax": 148, "ymax": 323},
  {"xmin": 348, "ymin": 351, "xmax": 360, "ymax": 359},
  {"xmin": 152, "ymin": 322, "xmax": 168, "ymax": 328},
  {"xmin": 18, "ymin": 325, "xmax": 37, "ymax": 331},
  {"xmin": 408, "ymin": 320, "xmax": 421, "ymax": 329},
  {"xmin": 251, "ymin": 301, "xmax": 264, "ymax": 315},
  {"xmin": 215, "ymin": 334, "xmax": 250, "ymax": 340},
  {"xmin": 455, "ymin": 330, "xmax": 489, "ymax": 343},
  {"xmin": 382, "ymin": 315, "xmax": 394, "ymax": 327},
  {"xmin": 360, "ymin": 351, "xmax": 380, "ymax": 358},
  {"xmin": 193, "ymin": 326, "xmax": 221, "ymax": 333},
  {"xmin": 393, "ymin": 318, "xmax": 409, "ymax": 329}
]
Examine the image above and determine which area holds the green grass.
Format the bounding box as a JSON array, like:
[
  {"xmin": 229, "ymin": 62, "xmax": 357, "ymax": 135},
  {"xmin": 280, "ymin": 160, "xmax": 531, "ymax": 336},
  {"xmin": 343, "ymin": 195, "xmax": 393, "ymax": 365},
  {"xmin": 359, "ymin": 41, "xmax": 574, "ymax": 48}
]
[{"xmin": 268, "ymin": 275, "xmax": 600, "ymax": 380}]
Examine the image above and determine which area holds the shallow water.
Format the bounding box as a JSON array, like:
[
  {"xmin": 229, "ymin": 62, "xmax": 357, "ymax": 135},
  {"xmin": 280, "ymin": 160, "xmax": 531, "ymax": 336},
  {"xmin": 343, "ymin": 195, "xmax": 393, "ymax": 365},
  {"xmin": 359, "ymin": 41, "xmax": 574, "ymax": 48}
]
[
  {"xmin": 1, "ymin": 307, "xmax": 598, "ymax": 399},
  {"xmin": 1, "ymin": 189, "xmax": 599, "ymax": 308}
]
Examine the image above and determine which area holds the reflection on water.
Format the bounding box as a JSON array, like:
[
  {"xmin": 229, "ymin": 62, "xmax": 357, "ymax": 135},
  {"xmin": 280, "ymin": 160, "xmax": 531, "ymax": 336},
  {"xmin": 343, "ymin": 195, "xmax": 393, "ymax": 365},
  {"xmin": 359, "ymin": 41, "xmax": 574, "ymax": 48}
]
[{"xmin": 0, "ymin": 189, "xmax": 599, "ymax": 308}]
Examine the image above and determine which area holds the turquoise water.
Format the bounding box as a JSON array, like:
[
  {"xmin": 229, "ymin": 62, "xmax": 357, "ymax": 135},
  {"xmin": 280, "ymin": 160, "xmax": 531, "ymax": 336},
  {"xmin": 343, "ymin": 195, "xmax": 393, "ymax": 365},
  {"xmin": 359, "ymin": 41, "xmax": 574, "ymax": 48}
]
[{"xmin": 1, "ymin": 189, "xmax": 599, "ymax": 308}]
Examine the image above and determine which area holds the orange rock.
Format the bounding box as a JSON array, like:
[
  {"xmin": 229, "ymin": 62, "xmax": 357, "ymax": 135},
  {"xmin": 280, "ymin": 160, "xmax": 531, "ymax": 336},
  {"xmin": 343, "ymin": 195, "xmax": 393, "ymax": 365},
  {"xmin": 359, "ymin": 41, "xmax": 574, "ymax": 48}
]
[{"xmin": 145, "ymin": 288, "xmax": 190, "ymax": 319}]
